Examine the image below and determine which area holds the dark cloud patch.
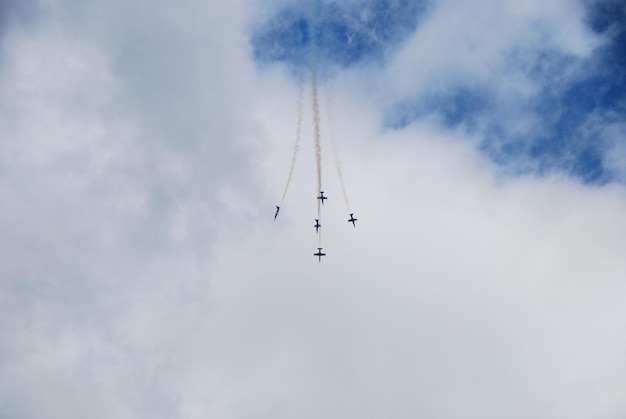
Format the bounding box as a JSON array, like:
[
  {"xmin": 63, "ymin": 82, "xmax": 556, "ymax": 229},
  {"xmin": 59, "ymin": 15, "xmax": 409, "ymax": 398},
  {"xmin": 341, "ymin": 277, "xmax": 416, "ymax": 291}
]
[{"xmin": 250, "ymin": 0, "xmax": 428, "ymax": 74}]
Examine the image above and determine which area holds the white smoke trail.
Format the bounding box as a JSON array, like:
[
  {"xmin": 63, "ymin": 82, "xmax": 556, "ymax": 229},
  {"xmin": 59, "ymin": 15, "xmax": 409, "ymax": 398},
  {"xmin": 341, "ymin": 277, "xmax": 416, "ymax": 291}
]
[
  {"xmin": 312, "ymin": 70, "xmax": 324, "ymax": 246},
  {"xmin": 309, "ymin": 0, "xmax": 323, "ymax": 248},
  {"xmin": 311, "ymin": 67, "xmax": 323, "ymax": 222},
  {"xmin": 280, "ymin": 83, "xmax": 304, "ymax": 205}
]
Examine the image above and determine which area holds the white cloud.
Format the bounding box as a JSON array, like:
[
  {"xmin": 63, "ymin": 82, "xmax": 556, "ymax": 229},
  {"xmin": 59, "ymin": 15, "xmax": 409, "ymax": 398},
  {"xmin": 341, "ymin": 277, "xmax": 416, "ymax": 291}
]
[
  {"xmin": 201, "ymin": 103, "xmax": 626, "ymax": 417},
  {"xmin": 383, "ymin": 0, "xmax": 601, "ymax": 103},
  {"xmin": 1, "ymin": 1, "xmax": 625, "ymax": 418}
]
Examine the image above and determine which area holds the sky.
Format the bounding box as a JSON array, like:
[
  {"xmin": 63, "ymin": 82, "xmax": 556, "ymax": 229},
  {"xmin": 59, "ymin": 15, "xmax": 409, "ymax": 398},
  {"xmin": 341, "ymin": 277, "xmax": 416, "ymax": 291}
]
[{"xmin": 1, "ymin": 0, "xmax": 626, "ymax": 418}]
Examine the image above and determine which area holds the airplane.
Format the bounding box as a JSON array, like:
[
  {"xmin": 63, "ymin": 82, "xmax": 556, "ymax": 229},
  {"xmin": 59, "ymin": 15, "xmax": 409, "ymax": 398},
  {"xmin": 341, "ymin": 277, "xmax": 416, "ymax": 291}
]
[
  {"xmin": 317, "ymin": 191, "xmax": 327, "ymax": 205},
  {"xmin": 274, "ymin": 205, "xmax": 280, "ymax": 220},
  {"xmin": 348, "ymin": 213, "xmax": 357, "ymax": 227},
  {"xmin": 314, "ymin": 219, "xmax": 321, "ymax": 233},
  {"xmin": 314, "ymin": 247, "xmax": 326, "ymax": 262}
]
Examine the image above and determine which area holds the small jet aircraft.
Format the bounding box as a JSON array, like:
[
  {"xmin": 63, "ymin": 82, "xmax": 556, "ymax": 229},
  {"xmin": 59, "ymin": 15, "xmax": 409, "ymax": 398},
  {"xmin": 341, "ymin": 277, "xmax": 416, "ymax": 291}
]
[
  {"xmin": 274, "ymin": 206, "xmax": 280, "ymax": 220},
  {"xmin": 314, "ymin": 219, "xmax": 321, "ymax": 233},
  {"xmin": 348, "ymin": 213, "xmax": 357, "ymax": 227},
  {"xmin": 314, "ymin": 247, "xmax": 326, "ymax": 262},
  {"xmin": 317, "ymin": 191, "xmax": 327, "ymax": 205}
]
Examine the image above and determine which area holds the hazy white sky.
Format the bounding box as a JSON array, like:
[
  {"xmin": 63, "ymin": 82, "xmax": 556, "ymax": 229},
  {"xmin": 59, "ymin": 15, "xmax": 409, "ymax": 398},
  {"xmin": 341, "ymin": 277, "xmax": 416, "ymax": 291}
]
[{"xmin": 1, "ymin": 0, "xmax": 626, "ymax": 418}]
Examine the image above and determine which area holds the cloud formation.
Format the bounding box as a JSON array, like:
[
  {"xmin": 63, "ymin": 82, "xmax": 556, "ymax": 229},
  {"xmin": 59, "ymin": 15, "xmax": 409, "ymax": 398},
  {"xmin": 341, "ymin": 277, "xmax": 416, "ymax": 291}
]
[{"xmin": 1, "ymin": 0, "xmax": 626, "ymax": 418}]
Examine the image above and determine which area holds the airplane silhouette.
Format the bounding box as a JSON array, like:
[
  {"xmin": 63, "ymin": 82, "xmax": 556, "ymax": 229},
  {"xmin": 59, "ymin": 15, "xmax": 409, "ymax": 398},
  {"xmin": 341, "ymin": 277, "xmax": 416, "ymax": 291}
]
[
  {"xmin": 348, "ymin": 213, "xmax": 357, "ymax": 227},
  {"xmin": 274, "ymin": 205, "xmax": 280, "ymax": 220},
  {"xmin": 314, "ymin": 247, "xmax": 326, "ymax": 262},
  {"xmin": 317, "ymin": 191, "xmax": 327, "ymax": 205},
  {"xmin": 314, "ymin": 219, "xmax": 321, "ymax": 233}
]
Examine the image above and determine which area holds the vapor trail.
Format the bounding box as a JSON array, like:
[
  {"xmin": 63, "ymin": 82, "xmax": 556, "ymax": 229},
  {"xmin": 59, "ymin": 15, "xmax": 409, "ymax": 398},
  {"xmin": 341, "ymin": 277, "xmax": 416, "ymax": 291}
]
[
  {"xmin": 311, "ymin": 67, "xmax": 323, "ymax": 223},
  {"xmin": 324, "ymin": 82, "xmax": 350, "ymax": 211},
  {"xmin": 308, "ymin": 0, "xmax": 322, "ymax": 247},
  {"xmin": 280, "ymin": 83, "xmax": 304, "ymax": 205}
]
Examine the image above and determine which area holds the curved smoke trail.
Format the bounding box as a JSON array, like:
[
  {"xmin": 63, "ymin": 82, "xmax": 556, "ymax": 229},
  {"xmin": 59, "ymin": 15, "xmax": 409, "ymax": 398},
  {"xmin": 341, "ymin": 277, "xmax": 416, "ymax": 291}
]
[
  {"xmin": 324, "ymin": 82, "xmax": 350, "ymax": 211},
  {"xmin": 280, "ymin": 83, "xmax": 304, "ymax": 205}
]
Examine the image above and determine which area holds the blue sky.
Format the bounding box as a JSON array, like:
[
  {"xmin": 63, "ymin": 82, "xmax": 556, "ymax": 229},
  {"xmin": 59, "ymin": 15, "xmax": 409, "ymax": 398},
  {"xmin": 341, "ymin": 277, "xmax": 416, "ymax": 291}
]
[
  {"xmin": 251, "ymin": 0, "xmax": 626, "ymax": 184},
  {"xmin": 251, "ymin": 0, "xmax": 427, "ymax": 71},
  {"xmin": 1, "ymin": 1, "xmax": 626, "ymax": 418}
]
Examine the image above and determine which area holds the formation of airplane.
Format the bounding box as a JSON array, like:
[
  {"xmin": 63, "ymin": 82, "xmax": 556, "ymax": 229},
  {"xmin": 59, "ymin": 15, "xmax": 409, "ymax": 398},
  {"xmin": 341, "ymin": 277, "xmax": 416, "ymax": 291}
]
[
  {"xmin": 274, "ymin": 194, "xmax": 358, "ymax": 262},
  {"xmin": 314, "ymin": 247, "xmax": 326, "ymax": 262}
]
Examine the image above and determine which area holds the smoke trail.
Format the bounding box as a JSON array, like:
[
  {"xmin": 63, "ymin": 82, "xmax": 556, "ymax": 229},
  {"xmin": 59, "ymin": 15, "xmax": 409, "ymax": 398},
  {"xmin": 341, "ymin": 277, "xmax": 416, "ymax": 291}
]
[
  {"xmin": 308, "ymin": 0, "xmax": 322, "ymax": 247},
  {"xmin": 280, "ymin": 83, "xmax": 304, "ymax": 205},
  {"xmin": 311, "ymin": 67, "xmax": 323, "ymax": 222},
  {"xmin": 324, "ymin": 82, "xmax": 350, "ymax": 211}
]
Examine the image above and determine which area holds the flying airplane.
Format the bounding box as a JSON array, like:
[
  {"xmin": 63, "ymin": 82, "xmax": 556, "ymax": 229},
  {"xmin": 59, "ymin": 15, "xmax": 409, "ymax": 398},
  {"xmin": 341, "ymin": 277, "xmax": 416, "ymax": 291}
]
[
  {"xmin": 274, "ymin": 206, "xmax": 280, "ymax": 220},
  {"xmin": 317, "ymin": 191, "xmax": 327, "ymax": 205},
  {"xmin": 314, "ymin": 219, "xmax": 321, "ymax": 233},
  {"xmin": 314, "ymin": 247, "xmax": 326, "ymax": 262},
  {"xmin": 348, "ymin": 213, "xmax": 357, "ymax": 227}
]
